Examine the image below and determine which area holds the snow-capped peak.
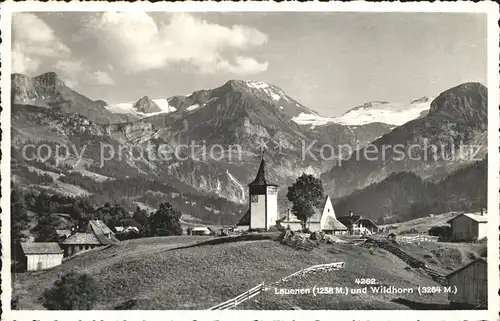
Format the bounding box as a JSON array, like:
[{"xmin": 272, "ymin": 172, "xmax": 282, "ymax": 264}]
[
  {"xmin": 105, "ymin": 98, "xmax": 177, "ymax": 117},
  {"xmin": 242, "ymin": 80, "xmax": 290, "ymax": 102},
  {"xmin": 245, "ymin": 80, "xmax": 270, "ymax": 90},
  {"xmin": 293, "ymin": 97, "xmax": 434, "ymax": 127}
]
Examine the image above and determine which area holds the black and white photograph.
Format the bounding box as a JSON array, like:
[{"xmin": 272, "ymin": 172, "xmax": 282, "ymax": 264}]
[{"xmin": 2, "ymin": 2, "xmax": 499, "ymax": 319}]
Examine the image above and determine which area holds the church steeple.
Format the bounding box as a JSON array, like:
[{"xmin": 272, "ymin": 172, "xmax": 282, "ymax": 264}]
[
  {"xmin": 249, "ymin": 158, "xmax": 268, "ymax": 186},
  {"xmin": 244, "ymin": 152, "xmax": 279, "ymax": 231}
]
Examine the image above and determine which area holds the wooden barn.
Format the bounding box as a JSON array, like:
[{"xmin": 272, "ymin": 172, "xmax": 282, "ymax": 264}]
[
  {"xmin": 20, "ymin": 242, "xmax": 63, "ymax": 271},
  {"xmin": 447, "ymin": 212, "xmax": 488, "ymax": 242},
  {"xmin": 446, "ymin": 257, "xmax": 487, "ymax": 308}
]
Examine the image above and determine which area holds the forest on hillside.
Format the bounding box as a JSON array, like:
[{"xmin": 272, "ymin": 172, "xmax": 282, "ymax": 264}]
[{"xmin": 334, "ymin": 159, "xmax": 487, "ymax": 224}]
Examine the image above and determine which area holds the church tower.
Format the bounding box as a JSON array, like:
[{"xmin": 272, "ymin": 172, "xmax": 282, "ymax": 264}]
[{"xmin": 248, "ymin": 158, "xmax": 278, "ymax": 230}]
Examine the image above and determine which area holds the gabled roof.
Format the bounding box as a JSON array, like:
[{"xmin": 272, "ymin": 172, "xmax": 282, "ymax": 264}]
[
  {"xmin": 55, "ymin": 229, "xmax": 71, "ymax": 237},
  {"xmin": 236, "ymin": 210, "xmax": 250, "ymax": 226},
  {"xmin": 447, "ymin": 213, "xmax": 488, "ymax": 223},
  {"xmin": 248, "ymin": 158, "xmax": 277, "ymax": 186},
  {"xmin": 323, "ymin": 216, "xmax": 348, "ymax": 231},
  {"xmin": 123, "ymin": 226, "xmax": 140, "ymax": 233},
  {"xmin": 61, "ymin": 232, "xmax": 103, "ymax": 245},
  {"xmin": 446, "ymin": 257, "xmax": 487, "ymax": 279},
  {"xmin": 337, "ymin": 215, "xmax": 362, "ymax": 226},
  {"xmin": 61, "ymin": 220, "xmax": 118, "ymax": 245},
  {"xmin": 21, "ymin": 242, "xmax": 63, "ymax": 255},
  {"xmin": 192, "ymin": 226, "xmax": 211, "ymax": 232},
  {"xmin": 337, "ymin": 215, "xmax": 379, "ymax": 229},
  {"xmin": 89, "ymin": 220, "xmax": 114, "ymax": 235}
]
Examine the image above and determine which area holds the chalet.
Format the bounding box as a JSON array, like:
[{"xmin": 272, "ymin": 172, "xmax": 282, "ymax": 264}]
[
  {"xmin": 20, "ymin": 242, "xmax": 63, "ymax": 271},
  {"xmin": 280, "ymin": 196, "xmax": 348, "ymax": 234},
  {"xmin": 115, "ymin": 226, "xmax": 140, "ymax": 234},
  {"xmin": 60, "ymin": 220, "xmax": 118, "ymax": 257},
  {"xmin": 337, "ymin": 211, "xmax": 379, "ymax": 236},
  {"xmin": 446, "ymin": 258, "xmax": 487, "ymax": 308},
  {"xmin": 447, "ymin": 211, "xmax": 488, "ymax": 242},
  {"xmin": 191, "ymin": 226, "xmax": 212, "ymax": 236}
]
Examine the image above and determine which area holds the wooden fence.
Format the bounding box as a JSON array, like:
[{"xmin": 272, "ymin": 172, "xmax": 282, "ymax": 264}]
[
  {"xmin": 208, "ymin": 282, "xmax": 264, "ymax": 310},
  {"xmin": 397, "ymin": 235, "xmax": 439, "ymax": 243},
  {"xmin": 371, "ymin": 234, "xmax": 439, "ymax": 243},
  {"xmin": 208, "ymin": 261, "xmax": 345, "ymax": 310}
]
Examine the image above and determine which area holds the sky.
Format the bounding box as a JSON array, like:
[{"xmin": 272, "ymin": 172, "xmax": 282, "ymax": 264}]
[{"xmin": 12, "ymin": 12, "xmax": 487, "ymax": 117}]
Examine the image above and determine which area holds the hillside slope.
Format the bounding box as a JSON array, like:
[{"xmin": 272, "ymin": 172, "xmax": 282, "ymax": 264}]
[
  {"xmin": 333, "ymin": 158, "xmax": 487, "ymax": 223},
  {"xmin": 12, "ymin": 236, "xmax": 474, "ymax": 310}
]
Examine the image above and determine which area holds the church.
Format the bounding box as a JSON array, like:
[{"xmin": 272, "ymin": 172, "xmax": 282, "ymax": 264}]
[
  {"xmin": 237, "ymin": 157, "xmax": 347, "ymax": 234},
  {"xmin": 236, "ymin": 158, "xmax": 278, "ymax": 231}
]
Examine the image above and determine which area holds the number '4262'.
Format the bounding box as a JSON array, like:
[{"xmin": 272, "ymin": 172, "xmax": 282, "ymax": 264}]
[{"xmin": 354, "ymin": 278, "xmax": 377, "ymax": 285}]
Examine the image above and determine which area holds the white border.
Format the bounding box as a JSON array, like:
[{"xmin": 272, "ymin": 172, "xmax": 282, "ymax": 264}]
[{"xmin": 1, "ymin": 1, "xmax": 498, "ymax": 320}]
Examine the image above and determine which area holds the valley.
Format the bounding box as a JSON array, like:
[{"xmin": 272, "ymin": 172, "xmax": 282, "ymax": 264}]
[{"xmin": 11, "ymin": 72, "xmax": 488, "ymax": 226}]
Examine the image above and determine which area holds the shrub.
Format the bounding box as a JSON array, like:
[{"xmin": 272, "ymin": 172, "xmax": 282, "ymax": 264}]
[
  {"xmin": 11, "ymin": 295, "xmax": 19, "ymax": 310},
  {"xmin": 268, "ymin": 225, "xmax": 279, "ymax": 232},
  {"xmin": 40, "ymin": 271, "xmax": 98, "ymax": 310},
  {"xmin": 310, "ymin": 231, "xmax": 322, "ymax": 241},
  {"xmin": 149, "ymin": 202, "xmax": 183, "ymax": 236},
  {"xmin": 467, "ymin": 252, "xmax": 477, "ymax": 260},
  {"xmin": 274, "ymin": 220, "xmax": 286, "ymax": 232}
]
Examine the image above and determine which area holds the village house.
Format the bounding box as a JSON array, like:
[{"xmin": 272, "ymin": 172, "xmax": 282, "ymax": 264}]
[
  {"xmin": 115, "ymin": 226, "xmax": 140, "ymax": 234},
  {"xmin": 20, "ymin": 242, "xmax": 64, "ymax": 271},
  {"xmin": 280, "ymin": 195, "xmax": 348, "ymax": 234},
  {"xmin": 447, "ymin": 211, "xmax": 488, "ymax": 242},
  {"xmin": 337, "ymin": 211, "xmax": 379, "ymax": 235},
  {"xmin": 237, "ymin": 157, "xmax": 279, "ymax": 231},
  {"xmin": 190, "ymin": 226, "xmax": 213, "ymax": 236},
  {"xmin": 60, "ymin": 220, "xmax": 118, "ymax": 257},
  {"xmin": 446, "ymin": 257, "xmax": 487, "ymax": 308}
]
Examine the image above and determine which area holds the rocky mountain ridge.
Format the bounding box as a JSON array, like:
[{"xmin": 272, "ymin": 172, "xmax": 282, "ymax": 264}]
[
  {"xmin": 11, "ymin": 73, "xmax": 135, "ymax": 124},
  {"xmin": 132, "ymin": 96, "xmax": 162, "ymax": 113},
  {"xmin": 322, "ymin": 82, "xmax": 488, "ymax": 199}
]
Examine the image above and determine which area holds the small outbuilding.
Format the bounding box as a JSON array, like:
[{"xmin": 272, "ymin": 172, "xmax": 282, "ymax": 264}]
[
  {"xmin": 191, "ymin": 226, "xmax": 212, "ymax": 236},
  {"xmin": 446, "ymin": 257, "xmax": 487, "ymax": 308},
  {"xmin": 447, "ymin": 212, "xmax": 487, "ymax": 242},
  {"xmin": 20, "ymin": 242, "xmax": 63, "ymax": 271}
]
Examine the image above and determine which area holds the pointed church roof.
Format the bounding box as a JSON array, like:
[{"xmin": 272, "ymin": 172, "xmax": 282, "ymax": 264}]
[
  {"xmin": 236, "ymin": 209, "xmax": 250, "ymax": 226},
  {"xmin": 248, "ymin": 158, "xmax": 278, "ymax": 186}
]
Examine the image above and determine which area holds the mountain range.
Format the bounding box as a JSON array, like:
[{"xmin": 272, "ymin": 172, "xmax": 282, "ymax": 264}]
[
  {"xmin": 10, "ymin": 72, "xmax": 488, "ymax": 224},
  {"xmin": 322, "ymin": 82, "xmax": 488, "ymax": 199}
]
